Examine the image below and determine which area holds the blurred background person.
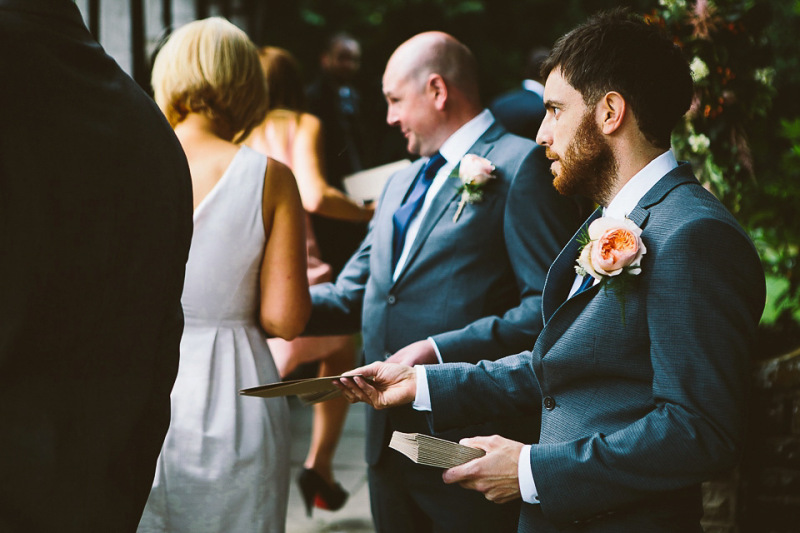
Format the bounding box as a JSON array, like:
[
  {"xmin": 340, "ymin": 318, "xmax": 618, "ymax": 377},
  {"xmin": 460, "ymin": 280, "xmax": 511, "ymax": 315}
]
[
  {"xmin": 306, "ymin": 32, "xmax": 375, "ymax": 277},
  {"xmin": 490, "ymin": 45, "xmax": 594, "ymax": 221},
  {"xmin": 139, "ymin": 18, "xmax": 310, "ymax": 533},
  {"xmin": 489, "ymin": 46, "xmax": 549, "ymax": 141},
  {"xmin": 307, "ymin": 32, "xmax": 368, "ymax": 190},
  {"xmin": 0, "ymin": 1, "xmax": 192, "ymax": 530},
  {"xmin": 245, "ymin": 45, "xmax": 373, "ymax": 517}
]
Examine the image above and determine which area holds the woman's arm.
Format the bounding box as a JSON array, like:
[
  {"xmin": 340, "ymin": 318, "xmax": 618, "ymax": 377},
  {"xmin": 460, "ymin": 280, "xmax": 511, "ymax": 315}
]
[
  {"xmin": 291, "ymin": 113, "xmax": 374, "ymax": 222},
  {"xmin": 259, "ymin": 157, "xmax": 311, "ymax": 339}
]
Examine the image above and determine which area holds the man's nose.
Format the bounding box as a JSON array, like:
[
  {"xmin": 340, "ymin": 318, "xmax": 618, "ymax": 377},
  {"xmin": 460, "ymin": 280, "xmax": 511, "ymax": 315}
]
[{"xmin": 536, "ymin": 118, "xmax": 552, "ymax": 146}]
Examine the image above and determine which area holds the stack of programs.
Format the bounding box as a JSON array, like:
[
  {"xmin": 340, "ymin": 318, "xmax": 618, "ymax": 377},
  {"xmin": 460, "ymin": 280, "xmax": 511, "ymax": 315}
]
[{"xmin": 388, "ymin": 431, "xmax": 485, "ymax": 469}]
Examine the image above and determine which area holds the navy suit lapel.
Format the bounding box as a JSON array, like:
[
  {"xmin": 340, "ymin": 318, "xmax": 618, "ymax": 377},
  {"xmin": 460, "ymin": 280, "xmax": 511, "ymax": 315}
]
[
  {"xmin": 392, "ymin": 123, "xmax": 504, "ymax": 287},
  {"xmin": 541, "ymin": 208, "xmax": 602, "ymax": 323},
  {"xmin": 636, "ymin": 161, "xmax": 696, "ymax": 210}
]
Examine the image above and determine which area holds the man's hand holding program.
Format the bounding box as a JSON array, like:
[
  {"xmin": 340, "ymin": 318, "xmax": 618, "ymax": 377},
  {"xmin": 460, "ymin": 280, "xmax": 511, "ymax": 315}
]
[{"xmin": 335, "ymin": 362, "xmax": 417, "ymax": 409}]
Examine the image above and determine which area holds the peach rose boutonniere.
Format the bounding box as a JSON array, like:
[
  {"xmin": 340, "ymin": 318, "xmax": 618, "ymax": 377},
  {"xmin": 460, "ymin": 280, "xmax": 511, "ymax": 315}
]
[
  {"xmin": 575, "ymin": 217, "xmax": 647, "ymax": 319},
  {"xmin": 576, "ymin": 217, "xmax": 647, "ymax": 281},
  {"xmin": 452, "ymin": 154, "xmax": 496, "ymax": 222}
]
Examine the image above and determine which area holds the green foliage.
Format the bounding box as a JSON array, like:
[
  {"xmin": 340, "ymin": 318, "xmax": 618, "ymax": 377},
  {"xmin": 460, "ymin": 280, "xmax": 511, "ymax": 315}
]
[{"xmin": 651, "ymin": 0, "xmax": 800, "ymax": 349}]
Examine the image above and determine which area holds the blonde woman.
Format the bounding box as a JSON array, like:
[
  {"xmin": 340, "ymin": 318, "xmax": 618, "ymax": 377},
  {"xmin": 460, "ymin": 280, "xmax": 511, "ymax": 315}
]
[
  {"xmin": 245, "ymin": 46, "xmax": 372, "ymax": 517},
  {"xmin": 138, "ymin": 19, "xmax": 310, "ymax": 533}
]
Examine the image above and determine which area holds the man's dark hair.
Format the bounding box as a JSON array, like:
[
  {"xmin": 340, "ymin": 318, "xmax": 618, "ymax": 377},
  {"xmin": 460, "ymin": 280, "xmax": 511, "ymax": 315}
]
[{"xmin": 541, "ymin": 8, "xmax": 693, "ymax": 149}]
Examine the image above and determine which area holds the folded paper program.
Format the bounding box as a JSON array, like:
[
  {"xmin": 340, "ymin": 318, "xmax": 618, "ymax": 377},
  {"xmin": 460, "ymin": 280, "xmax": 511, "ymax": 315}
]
[
  {"xmin": 240, "ymin": 375, "xmax": 361, "ymax": 404},
  {"xmin": 388, "ymin": 431, "xmax": 485, "ymax": 468}
]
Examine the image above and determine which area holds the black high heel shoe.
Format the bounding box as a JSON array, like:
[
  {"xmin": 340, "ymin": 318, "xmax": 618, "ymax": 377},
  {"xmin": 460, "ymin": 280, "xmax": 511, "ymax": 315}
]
[{"xmin": 297, "ymin": 467, "xmax": 349, "ymax": 517}]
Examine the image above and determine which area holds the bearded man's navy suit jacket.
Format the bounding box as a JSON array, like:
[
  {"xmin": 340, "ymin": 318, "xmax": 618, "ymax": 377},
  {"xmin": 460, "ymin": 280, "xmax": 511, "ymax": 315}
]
[{"xmin": 425, "ymin": 163, "xmax": 766, "ymax": 532}]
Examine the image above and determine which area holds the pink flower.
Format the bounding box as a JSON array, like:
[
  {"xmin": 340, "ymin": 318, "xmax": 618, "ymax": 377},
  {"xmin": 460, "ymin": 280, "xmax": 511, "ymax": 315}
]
[
  {"xmin": 577, "ymin": 217, "xmax": 647, "ymax": 280},
  {"xmin": 459, "ymin": 154, "xmax": 495, "ymax": 185},
  {"xmin": 453, "ymin": 154, "xmax": 496, "ymax": 222}
]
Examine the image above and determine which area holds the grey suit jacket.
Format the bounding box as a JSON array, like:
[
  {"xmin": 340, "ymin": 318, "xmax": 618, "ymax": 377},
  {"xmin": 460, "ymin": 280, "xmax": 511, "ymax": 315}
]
[
  {"xmin": 425, "ymin": 163, "xmax": 766, "ymax": 532},
  {"xmin": 309, "ymin": 120, "xmax": 581, "ymax": 464}
]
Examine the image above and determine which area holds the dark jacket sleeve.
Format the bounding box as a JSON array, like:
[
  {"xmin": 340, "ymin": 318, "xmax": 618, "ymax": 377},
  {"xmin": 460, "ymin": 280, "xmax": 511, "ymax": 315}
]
[{"xmin": 431, "ymin": 145, "xmax": 580, "ymax": 363}]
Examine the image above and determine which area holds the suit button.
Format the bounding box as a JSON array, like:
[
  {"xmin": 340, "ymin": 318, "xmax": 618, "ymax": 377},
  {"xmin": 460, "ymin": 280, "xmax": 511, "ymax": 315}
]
[
  {"xmin": 543, "ymin": 396, "xmax": 556, "ymax": 410},
  {"xmin": 384, "ymin": 352, "xmax": 392, "ymax": 360},
  {"xmin": 387, "ymin": 295, "xmax": 396, "ymax": 304}
]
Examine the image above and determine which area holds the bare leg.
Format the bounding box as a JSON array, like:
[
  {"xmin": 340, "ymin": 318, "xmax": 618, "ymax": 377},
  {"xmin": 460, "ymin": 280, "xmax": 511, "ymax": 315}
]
[{"xmin": 303, "ymin": 336, "xmax": 356, "ymax": 484}]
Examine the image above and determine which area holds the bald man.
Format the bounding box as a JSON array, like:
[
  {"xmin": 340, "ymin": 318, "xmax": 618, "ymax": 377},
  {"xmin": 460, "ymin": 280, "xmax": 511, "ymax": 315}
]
[{"xmin": 306, "ymin": 32, "xmax": 581, "ymax": 532}]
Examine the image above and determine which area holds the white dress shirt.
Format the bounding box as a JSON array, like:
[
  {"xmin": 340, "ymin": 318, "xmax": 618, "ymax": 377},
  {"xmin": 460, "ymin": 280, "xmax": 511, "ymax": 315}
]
[{"xmin": 414, "ymin": 150, "xmax": 679, "ymax": 505}]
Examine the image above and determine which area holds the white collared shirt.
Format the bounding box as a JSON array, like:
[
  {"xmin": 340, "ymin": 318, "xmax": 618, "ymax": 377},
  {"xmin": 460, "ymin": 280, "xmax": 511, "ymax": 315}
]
[
  {"xmin": 392, "ymin": 109, "xmax": 495, "ymax": 281},
  {"xmin": 522, "ymin": 79, "xmax": 545, "ymax": 98}
]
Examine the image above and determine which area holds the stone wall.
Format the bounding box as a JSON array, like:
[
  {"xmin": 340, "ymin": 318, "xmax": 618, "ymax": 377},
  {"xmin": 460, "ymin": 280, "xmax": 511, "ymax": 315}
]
[{"xmin": 739, "ymin": 347, "xmax": 800, "ymax": 532}]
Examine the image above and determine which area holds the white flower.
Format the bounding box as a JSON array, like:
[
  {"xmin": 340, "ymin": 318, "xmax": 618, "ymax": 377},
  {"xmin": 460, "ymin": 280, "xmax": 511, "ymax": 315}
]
[
  {"xmin": 459, "ymin": 154, "xmax": 495, "ymax": 186},
  {"xmin": 690, "ymin": 57, "xmax": 709, "ymax": 81},
  {"xmin": 688, "ymin": 133, "xmax": 711, "ymax": 153},
  {"xmin": 754, "ymin": 67, "xmax": 775, "ymax": 87},
  {"xmin": 452, "ymin": 155, "xmax": 496, "ymax": 222},
  {"xmin": 659, "ymin": 0, "xmax": 686, "ymax": 9}
]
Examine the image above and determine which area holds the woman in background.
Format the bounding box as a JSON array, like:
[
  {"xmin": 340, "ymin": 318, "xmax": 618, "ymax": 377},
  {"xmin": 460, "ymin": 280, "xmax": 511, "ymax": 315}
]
[
  {"xmin": 245, "ymin": 46, "xmax": 372, "ymax": 517},
  {"xmin": 139, "ymin": 20, "xmax": 309, "ymax": 533}
]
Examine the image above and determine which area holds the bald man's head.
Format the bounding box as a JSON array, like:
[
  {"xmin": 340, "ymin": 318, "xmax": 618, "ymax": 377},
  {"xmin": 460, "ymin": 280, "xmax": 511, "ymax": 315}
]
[
  {"xmin": 382, "ymin": 32, "xmax": 482, "ymax": 156},
  {"xmin": 386, "ymin": 32, "xmax": 480, "ymax": 104}
]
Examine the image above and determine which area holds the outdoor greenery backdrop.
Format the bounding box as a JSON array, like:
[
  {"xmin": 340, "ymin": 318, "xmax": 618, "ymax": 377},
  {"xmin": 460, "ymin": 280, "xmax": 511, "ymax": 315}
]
[{"xmin": 253, "ymin": 0, "xmax": 799, "ymax": 358}]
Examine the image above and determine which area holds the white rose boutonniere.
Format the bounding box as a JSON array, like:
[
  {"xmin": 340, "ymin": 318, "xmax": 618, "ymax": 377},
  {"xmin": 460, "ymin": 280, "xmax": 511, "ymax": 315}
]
[{"xmin": 452, "ymin": 154, "xmax": 496, "ymax": 222}]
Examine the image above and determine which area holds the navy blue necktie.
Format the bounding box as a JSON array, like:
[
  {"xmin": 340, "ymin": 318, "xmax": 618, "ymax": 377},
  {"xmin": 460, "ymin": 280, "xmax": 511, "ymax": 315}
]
[
  {"xmin": 575, "ymin": 274, "xmax": 595, "ymax": 296},
  {"xmin": 392, "ymin": 152, "xmax": 446, "ymax": 269}
]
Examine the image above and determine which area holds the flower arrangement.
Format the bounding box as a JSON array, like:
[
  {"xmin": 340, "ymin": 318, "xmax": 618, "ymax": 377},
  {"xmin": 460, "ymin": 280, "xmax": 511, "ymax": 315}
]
[
  {"xmin": 647, "ymin": 0, "xmax": 774, "ymax": 208},
  {"xmin": 649, "ymin": 0, "xmax": 800, "ymax": 337},
  {"xmin": 452, "ymin": 154, "xmax": 496, "ymax": 222}
]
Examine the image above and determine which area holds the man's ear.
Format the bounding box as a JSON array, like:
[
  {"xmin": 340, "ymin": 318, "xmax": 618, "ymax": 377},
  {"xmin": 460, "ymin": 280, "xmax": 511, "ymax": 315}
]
[
  {"xmin": 598, "ymin": 91, "xmax": 626, "ymax": 134},
  {"xmin": 427, "ymin": 74, "xmax": 448, "ymax": 111}
]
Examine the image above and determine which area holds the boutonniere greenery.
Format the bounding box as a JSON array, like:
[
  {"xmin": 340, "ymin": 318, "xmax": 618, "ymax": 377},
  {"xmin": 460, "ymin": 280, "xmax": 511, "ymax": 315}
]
[
  {"xmin": 452, "ymin": 154, "xmax": 496, "ymax": 222},
  {"xmin": 575, "ymin": 216, "xmax": 647, "ymax": 319}
]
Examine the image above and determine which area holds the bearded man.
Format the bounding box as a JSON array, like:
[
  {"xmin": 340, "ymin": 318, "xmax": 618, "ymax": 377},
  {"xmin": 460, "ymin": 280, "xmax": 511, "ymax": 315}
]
[{"xmin": 334, "ymin": 9, "xmax": 766, "ymax": 533}]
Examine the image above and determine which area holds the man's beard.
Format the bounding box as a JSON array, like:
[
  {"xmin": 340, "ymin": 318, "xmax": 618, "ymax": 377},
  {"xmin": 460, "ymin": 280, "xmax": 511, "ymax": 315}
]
[{"xmin": 548, "ymin": 111, "xmax": 617, "ymax": 206}]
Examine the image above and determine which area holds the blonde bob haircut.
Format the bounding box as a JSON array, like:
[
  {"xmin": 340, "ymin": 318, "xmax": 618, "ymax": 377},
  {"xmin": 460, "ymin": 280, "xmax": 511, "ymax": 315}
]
[{"xmin": 151, "ymin": 17, "xmax": 267, "ymax": 143}]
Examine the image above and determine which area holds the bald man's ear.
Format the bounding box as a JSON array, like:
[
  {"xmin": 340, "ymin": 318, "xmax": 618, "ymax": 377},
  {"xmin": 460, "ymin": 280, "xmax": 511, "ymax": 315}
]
[
  {"xmin": 427, "ymin": 74, "xmax": 448, "ymax": 111},
  {"xmin": 599, "ymin": 91, "xmax": 626, "ymax": 135}
]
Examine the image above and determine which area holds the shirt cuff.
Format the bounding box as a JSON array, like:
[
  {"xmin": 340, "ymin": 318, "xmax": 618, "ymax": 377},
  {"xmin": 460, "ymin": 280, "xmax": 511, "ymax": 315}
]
[
  {"xmin": 427, "ymin": 337, "xmax": 444, "ymax": 363},
  {"xmin": 412, "ymin": 365, "xmax": 432, "ymax": 411},
  {"xmin": 518, "ymin": 445, "xmax": 540, "ymax": 504}
]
